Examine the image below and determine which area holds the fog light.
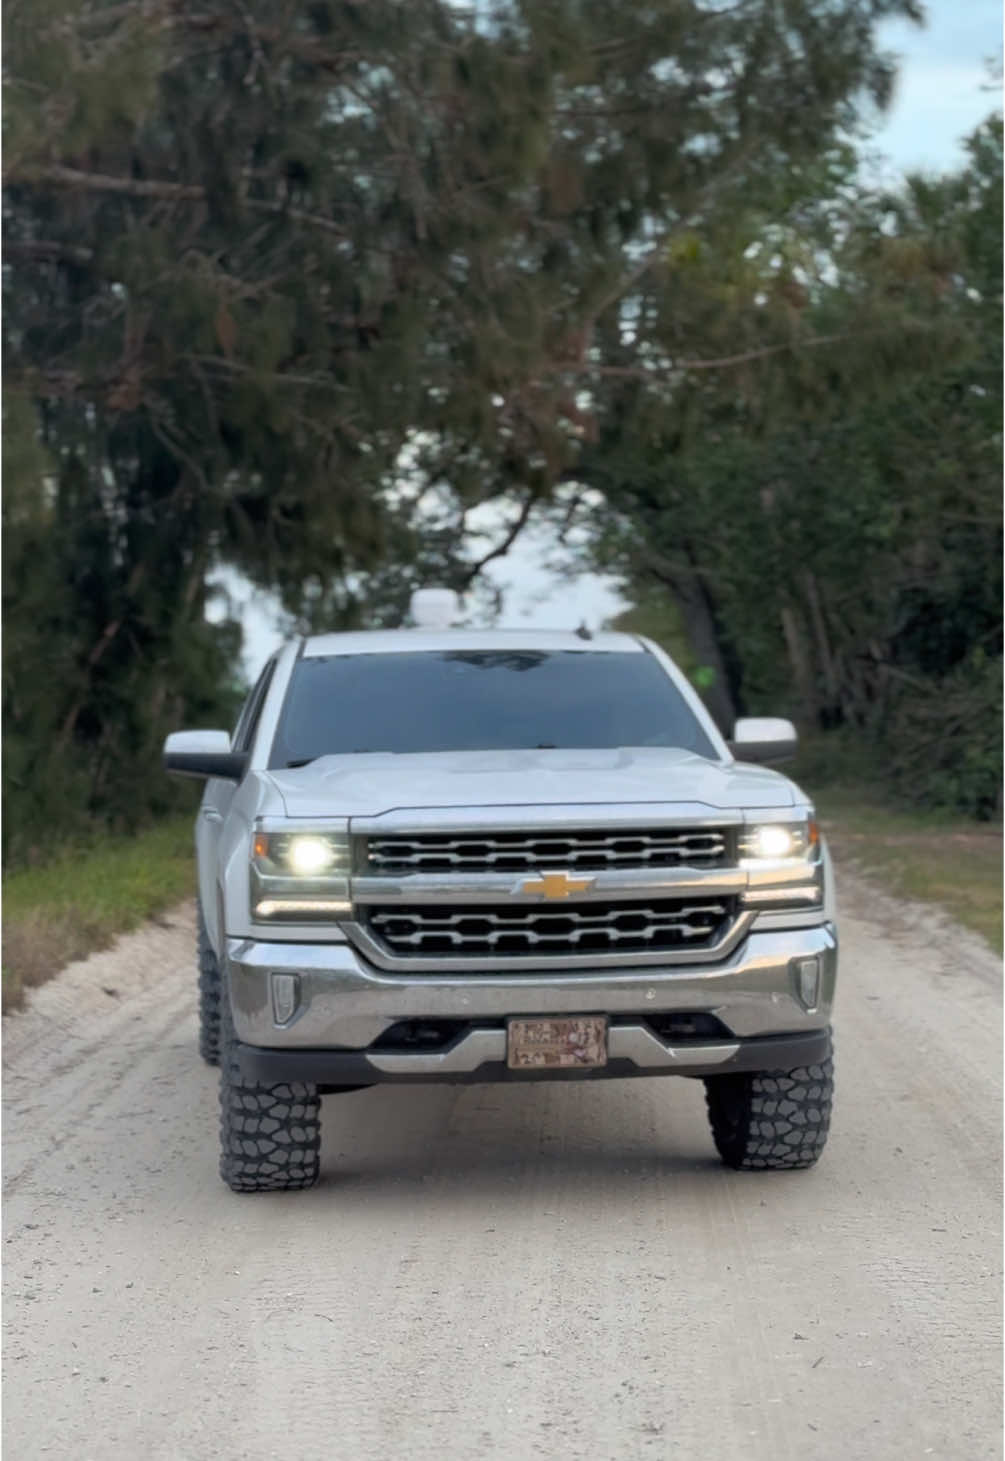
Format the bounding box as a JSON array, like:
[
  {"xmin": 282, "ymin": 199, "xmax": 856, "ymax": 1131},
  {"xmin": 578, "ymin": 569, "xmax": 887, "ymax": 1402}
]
[
  {"xmin": 795, "ymin": 957, "xmax": 821, "ymax": 1012},
  {"xmin": 271, "ymin": 972, "xmax": 300, "ymax": 1026}
]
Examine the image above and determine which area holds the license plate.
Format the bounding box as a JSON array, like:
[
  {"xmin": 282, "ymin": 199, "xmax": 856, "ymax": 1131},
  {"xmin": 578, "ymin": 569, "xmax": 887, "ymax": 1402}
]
[{"xmin": 507, "ymin": 1016, "xmax": 608, "ymax": 1070}]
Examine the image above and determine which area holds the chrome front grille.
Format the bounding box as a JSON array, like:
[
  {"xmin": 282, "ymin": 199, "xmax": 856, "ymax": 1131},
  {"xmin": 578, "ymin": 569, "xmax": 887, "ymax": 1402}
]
[
  {"xmin": 364, "ymin": 827, "xmax": 730, "ymax": 873},
  {"xmin": 365, "ymin": 897, "xmax": 736, "ymax": 959}
]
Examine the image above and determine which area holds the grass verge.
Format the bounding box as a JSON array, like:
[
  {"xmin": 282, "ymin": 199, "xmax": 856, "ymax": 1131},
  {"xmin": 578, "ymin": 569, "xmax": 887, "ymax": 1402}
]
[
  {"xmin": 2, "ymin": 817, "xmax": 195, "ymax": 1014},
  {"xmin": 813, "ymin": 787, "xmax": 1002, "ymax": 951}
]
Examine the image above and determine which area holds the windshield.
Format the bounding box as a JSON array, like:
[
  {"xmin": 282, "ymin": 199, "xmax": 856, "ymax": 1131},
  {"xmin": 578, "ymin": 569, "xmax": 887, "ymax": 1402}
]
[{"xmin": 269, "ymin": 650, "xmax": 717, "ymax": 765}]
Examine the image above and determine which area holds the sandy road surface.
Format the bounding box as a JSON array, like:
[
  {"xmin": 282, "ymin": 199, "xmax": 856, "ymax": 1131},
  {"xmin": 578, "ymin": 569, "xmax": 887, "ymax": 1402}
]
[{"xmin": 3, "ymin": 871, "xmax": 1001, "ymax": 1461}]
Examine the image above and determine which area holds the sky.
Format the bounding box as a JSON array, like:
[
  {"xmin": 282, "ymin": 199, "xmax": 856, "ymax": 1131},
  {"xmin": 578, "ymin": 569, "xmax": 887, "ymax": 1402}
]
[
  {"xmin": 222, "ymin": 0, "xmax": 1002, "ymax": 675},
  {"xmin": 871, "ymin": 1, "xmax": 1000, "ymax": 178}
]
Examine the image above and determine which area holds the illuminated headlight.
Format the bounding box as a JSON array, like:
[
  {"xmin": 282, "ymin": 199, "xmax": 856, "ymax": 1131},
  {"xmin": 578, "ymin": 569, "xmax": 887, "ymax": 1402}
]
[
  {"xmin": 739, "ymin": 819, "xmax": 819, "ymax": 864},
  {"xmin": 286, "ymin": 835, "xmax": 339, "ymax": 877},
  {"xmin": 251, "ymin": 828, "xmax": 351, "ymax": 920}
]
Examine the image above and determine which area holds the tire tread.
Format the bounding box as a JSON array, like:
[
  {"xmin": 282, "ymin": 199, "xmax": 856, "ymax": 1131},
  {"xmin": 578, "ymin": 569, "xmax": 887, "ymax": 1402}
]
[
  {"xmin": 218, "ymin": 976, "xmax": 321, "ymax": 1193},
  {"xmin": 197, "ymin": 907, "xmax": 222, "ymax": 1067},
  {"xmin": 704, "ymin": 1038, "xmax": 834, "ymax": 1171}
]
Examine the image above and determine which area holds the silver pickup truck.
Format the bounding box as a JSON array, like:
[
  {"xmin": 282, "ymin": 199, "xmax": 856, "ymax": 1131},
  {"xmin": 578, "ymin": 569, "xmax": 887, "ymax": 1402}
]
[{"xmin": 165, "ymin": 593, "xmax": 836, "ymax": 1192}]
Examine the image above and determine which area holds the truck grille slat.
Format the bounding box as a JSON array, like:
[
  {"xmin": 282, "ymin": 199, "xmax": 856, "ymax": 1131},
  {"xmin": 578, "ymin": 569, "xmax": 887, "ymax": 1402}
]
[
  {"xmin": 366, "ymin": 827, "xmax": 729, "ymax": 873},
  {"xmin": 367, "ymin": 898, "xmax": 736, "ymax": 958}
]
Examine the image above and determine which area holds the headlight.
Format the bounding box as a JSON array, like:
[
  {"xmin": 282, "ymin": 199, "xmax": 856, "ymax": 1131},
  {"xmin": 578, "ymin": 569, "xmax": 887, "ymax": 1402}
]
[
  {"xmin": 739, "ymin": 819, "xmax": 819, "ymax": 864},
  {"xmin": 255, "ymin": 832, "xmax": 345, "ymax": 877},
  {"xmin": 251, "ymin": 827, "xmax": 352, "ymax": 920}
]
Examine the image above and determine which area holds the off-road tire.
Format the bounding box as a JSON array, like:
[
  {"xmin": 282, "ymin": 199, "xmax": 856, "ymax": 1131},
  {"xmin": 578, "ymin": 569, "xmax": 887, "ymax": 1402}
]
[
  {"xmin": 704, "ymin": 1035, "xmax": 834, "ymax": 1171},
  {"xmin": 197, "ymin": 907, "xmax": 222, "ymax": 1067},
  {"xmin": 218, "ymin": 976, "xmax": 321, "ymax": 1193}
]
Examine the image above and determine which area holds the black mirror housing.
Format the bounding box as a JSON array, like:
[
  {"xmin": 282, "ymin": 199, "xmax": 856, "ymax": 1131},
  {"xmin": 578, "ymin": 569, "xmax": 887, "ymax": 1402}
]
[{"xmin": 163, "ymin": 748, "xmax": 249, "ymax": 781}]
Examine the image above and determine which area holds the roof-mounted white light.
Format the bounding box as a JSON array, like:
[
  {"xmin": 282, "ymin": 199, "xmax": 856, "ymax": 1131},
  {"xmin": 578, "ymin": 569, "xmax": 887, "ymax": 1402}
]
[{"xmin": 410, "ymin": 587, "xmax": 461, "ymax": 629}]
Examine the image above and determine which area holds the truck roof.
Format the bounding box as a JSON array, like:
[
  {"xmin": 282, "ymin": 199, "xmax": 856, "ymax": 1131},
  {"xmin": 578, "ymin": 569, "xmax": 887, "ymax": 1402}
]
[{"xmin": 301, "ymin": 628, "xmax": 645, "ymax": 658}]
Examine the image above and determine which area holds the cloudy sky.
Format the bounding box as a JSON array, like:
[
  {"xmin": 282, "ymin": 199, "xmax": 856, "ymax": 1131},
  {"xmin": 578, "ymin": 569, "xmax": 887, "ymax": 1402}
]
[
  {"xmin": 872, "ymin": 1, "xmax": 999, "ymax": 176},
  {"xmin": 224, "ymin": 0, "xmax": 1002, "ymax": 672}
]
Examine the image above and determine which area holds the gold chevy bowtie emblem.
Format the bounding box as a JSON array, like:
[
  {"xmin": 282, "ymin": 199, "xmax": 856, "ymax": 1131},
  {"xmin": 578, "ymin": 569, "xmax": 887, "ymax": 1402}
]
[{"xmin": 518, "ymin": 870, "xmax": 596, "ymax": 899}]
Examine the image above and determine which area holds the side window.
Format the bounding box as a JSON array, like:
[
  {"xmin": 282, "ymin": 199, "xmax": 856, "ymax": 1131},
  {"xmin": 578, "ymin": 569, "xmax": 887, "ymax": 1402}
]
[{"xmin": 233, "ymin": 659, "xmax": 277, "ymax": 756}]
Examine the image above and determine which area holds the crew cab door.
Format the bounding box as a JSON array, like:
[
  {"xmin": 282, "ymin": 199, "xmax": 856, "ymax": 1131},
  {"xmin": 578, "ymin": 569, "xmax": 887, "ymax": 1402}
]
[{"xmin": 198, "ymin": 656, "xmax": 277, "ymax": 952}]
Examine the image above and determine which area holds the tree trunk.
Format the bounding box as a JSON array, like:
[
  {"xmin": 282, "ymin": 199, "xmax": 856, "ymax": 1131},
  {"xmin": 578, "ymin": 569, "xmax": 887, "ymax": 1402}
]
[
  {"xmin": 780, "ymin": 601, "xmax": 817, "ymax": 723},
  {"xmin": 803, "ymin": 571, "xmax": 840, "ymax": 719},
  {"xmin": 667, "ymin": 566, "xmax": 738, "ymax": 734}
]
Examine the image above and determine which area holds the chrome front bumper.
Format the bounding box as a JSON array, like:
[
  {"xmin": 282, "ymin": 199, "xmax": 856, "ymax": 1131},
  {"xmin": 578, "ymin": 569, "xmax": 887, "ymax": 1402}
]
[{"xmin": 226, "ymin": 922, "xmax": 837, "ymax": 1083}]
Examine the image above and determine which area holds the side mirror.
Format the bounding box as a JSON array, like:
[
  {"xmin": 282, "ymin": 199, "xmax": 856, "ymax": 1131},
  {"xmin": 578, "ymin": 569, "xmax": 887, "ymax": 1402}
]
[
  {"xmin": 729, "ymin": 717, "xmax": 798, "ymax": 765},
  {"xmin": 163, "ymin": 730, "xmax": 248, "ymax": 782}
]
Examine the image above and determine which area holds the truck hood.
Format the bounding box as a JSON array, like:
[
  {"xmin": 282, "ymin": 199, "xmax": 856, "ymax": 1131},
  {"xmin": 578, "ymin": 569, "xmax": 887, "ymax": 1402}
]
[{"xmin": 263, "ymin": 747, "xmax": 798, "ymax": 820}]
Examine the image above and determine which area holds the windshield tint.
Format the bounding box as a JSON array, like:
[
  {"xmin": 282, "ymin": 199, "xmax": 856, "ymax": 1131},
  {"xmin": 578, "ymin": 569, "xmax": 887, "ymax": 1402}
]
[{"xmin": 269, "ymin": 650, "xmax": 717, "ymax": 764}]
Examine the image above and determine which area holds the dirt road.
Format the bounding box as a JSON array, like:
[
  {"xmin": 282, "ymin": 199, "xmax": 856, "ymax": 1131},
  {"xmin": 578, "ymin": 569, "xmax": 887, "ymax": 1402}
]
[{"xmin": 4, "ymin": 870, "xmax": 1001, "ymax": 1461}]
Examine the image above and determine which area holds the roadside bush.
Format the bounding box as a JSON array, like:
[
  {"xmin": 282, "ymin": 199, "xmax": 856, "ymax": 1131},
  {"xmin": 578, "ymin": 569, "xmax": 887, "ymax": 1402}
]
[{"xmin": 884, "ymin": 651, "xmax": 1002, "ymax": 820}]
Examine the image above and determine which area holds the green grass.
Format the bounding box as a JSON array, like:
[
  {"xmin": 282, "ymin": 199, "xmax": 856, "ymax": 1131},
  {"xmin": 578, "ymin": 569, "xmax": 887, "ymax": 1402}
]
[
  {"xmin": 2, "ymin": 817, "xmax": 195, "ymax": 1013},
  {"xmin": 812, "ymin": 787, "xmax": 1002, "ymax": 951}
]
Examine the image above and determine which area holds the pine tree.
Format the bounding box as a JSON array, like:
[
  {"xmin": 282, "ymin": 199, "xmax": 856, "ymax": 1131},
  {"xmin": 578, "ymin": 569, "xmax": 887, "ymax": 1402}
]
[{"xmin": 3, "ymin": 0, "xmax": 926, "ymax": 850}]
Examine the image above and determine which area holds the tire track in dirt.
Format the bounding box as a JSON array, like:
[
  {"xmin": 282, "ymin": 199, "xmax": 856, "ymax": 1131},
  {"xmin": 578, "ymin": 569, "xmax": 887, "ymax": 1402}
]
[{"xmin": 2, "ymin": 872, "xmax": 1001, "ymax": 1460}]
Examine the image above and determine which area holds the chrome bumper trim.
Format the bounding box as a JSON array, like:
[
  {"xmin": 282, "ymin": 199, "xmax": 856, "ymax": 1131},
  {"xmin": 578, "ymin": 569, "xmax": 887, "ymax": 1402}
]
[
  {"xmin": 226, "ymin": 923, "xmax": 838, "ymax": 1049},
  {"xmin": 363, "ymin": 1025, "xmax": 741, "ymax": 1076},
  {"xmin": 368, "ymin": 1029, "xmax": 506, "ymax": 1074},
  {"xmin": 608, "ymin": 1025, "xmax": 740, "ymax": 1067}
]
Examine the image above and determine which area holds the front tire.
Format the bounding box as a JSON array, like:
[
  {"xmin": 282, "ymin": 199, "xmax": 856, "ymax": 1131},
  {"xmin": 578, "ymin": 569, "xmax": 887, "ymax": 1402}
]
[
  {"xmin": 219, "ymin": 976, "xmax": 321, "ymax": 1193},
  {"xmin": 197, "ymin": 907, "xmax": 221, "ymax": 1067},
  {"xmin": 704, "ymin": 1034, "xmax": 834, "ymax": 1171}
]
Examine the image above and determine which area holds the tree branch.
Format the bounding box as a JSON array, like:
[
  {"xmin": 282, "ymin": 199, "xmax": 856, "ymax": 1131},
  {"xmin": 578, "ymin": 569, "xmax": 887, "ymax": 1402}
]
[
  {"xmin": 678, "ymin": 333, "xmax": 862, "ymax": 371},
  {"xmin": 6, "ymin": 165, "xmax": 350, "ymax": 238},
  {"xmin": 248, "ymin": 199, "xmax": 348, "ymax": 237},
  {"xmin": 8, "ymin": 164, "xmax": 205, "ymax": 200},
  {"xmin": 574, "ymin": 329, "xmax": 907, "ymax": 379},
  {"xmin": 3, "ymin": 239, "xmax": 95, "ymax": 265},
  {"xmin": 459, "ymin": 493, "xmax": 540, "ymax": 587}
]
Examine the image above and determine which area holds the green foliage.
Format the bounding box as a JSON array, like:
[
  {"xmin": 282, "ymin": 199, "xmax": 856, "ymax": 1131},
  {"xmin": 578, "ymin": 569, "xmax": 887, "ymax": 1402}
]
[
  {"xmin": 884, "ymin": 651, "xmax": 1002, "ymax": 820},
  {"xmin": 3, "ymin": 816, "xmax": 196, "ymax": 926},
  {"xmin": 3, "ymin": 0, "xmax": 942, "ymax": 855},
  {"xmin": 5, "ymin": 0, "xmax": 925, "ymax": 597},
  {"xmin": 582, "ymin": 115, "xmax": 1002, "ymax": 816},
  {"xmin": 1, "ymin": 399, "xmax": 242, "ymax": 860}
]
